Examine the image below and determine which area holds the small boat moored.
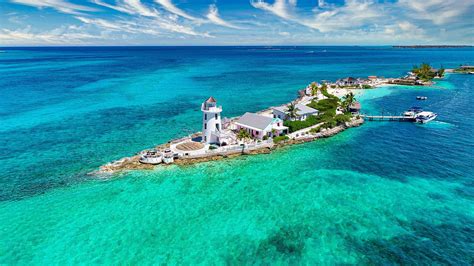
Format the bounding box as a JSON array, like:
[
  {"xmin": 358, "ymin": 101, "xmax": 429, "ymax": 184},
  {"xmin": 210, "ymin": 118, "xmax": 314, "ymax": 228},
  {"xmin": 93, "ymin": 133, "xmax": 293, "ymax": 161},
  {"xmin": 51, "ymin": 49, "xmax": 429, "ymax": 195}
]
[
  {"xmin": 163, "ymin": 148, "xmax": 175, "ymax": 164},
  {"xmin": 139, "ymin": 150, "xmax": 163, "ymax": 164},
  {"xmin": 415, "ymin": 111, "xmax": 437, "ymax": 123},
  {"xmin": 416, "ymin": 96, "xmax": 428, "ymax": 100}
]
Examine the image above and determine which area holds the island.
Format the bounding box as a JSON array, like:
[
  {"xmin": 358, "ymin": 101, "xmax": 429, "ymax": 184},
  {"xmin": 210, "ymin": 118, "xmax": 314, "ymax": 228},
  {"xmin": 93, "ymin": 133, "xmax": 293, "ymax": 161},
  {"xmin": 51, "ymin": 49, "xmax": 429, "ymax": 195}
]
[
  {"xmin": 452, "ymin": 65, "xmax": 474, "ymax": 74},
  {"xmin": 93, "ymin": 64, "xmax": 446, "ymax": 175},
  {"xmin": 393, "ymin": 45, "xmax": 473, "ymax": 49}
]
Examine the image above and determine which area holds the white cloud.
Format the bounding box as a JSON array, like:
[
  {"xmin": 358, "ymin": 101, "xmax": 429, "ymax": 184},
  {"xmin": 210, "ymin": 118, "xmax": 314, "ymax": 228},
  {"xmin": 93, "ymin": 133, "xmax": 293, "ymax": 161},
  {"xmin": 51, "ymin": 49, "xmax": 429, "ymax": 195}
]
[
  {"xmin": 206, "ymin": 4, "xmax": 242, "ymax": 29},
  {"xmin": 91, "ymin": 0, "xmax": 162, "ymax": 17},
  {"xmin": 88, "ymin": 0, "xmax": 211, "ymax": 37},
  {"xmin": 77, "ymin": 15, "xmax": 211, "ymax": 37},
  {"xmin": 75, "ymin": 16, "xmax": 136, "ymax": 32},
  {"xmin": 250, "ymin": 0, "xmax": 295, "ymax": 20},
  {"xmin": 399, "ymin": 0, "xmax": 474, "ymax": 25},
  {"xmin": 0, "ymin": 25, "xmax": 104, "ymax": 45},
  {"xmin": 122, "ymin": 0, "xmax": 159, "ymax": 17},
  {"xmin": 154, "ymin": 0, "xmax": 200, "ymax": 21},
  {"xmin": 303, "ymin": 0, "xmax": 383, "ymax": 33},
  {"xmin": 250, "ymin": 0, "xmax": 384, "ymax": 33},
  {"xmin": 10, "ymin": 0, "xmax": 96, "ymax": 15},
  {"xmin": 317, "ymin": 0, "xmax": 325, "ymax": 8}
]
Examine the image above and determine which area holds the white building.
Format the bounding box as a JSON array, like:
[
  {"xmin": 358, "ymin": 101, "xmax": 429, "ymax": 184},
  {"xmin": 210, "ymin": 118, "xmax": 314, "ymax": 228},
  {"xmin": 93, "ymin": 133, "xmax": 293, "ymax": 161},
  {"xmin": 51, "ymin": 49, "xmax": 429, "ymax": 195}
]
[
  {"xmin": 336, "ymin": 77, "xmax": 359, "ymax": 86},
  {"xmin": 235, "ymin": 112, "xmax": 288, "ymax": 139},
  {"xmin": 201, "ymin": 96, "xmax": 222, "ymax": 144},
  {"xmin": 272, "ymin": 103, "xmax": 318, "ymax": 121},
  {"xmin": 201, "ymin": 97, "xmax": 235, "ymax": 145}
]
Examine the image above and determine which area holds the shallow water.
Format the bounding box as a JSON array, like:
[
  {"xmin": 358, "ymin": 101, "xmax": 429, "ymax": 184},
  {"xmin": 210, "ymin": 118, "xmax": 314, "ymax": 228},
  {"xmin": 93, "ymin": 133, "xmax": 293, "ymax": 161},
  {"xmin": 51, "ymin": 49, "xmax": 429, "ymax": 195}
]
[{"xmin": 0, "ymin": 46, "xmax": 473, "ymax": 264}]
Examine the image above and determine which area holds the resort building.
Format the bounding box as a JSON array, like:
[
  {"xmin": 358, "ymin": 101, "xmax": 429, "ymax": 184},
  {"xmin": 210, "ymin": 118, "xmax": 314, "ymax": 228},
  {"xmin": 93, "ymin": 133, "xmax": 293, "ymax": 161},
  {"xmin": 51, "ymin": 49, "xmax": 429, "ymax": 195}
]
[
  {"xmin": 272, "ymin": 103, "xmax": 318, "ymax": 121},
  {"xmin": 235, "ymin": 112, "xmax": 288, "ymax": 139},
  {"xmin": 349, "ymin": 102, "xmax": 361, "ymax": 114},
  {"xmin": 336, "ymin": 77, "xmax": 359, "ymax": 86}
]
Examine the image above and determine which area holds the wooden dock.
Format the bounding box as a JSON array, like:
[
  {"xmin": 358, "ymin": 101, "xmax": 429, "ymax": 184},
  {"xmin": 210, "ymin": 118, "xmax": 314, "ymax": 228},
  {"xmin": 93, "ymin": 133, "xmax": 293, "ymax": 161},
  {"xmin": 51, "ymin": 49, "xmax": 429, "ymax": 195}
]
[{"xmin": 361, "ymin": 115, "xmax": 415, "ymax": 122}]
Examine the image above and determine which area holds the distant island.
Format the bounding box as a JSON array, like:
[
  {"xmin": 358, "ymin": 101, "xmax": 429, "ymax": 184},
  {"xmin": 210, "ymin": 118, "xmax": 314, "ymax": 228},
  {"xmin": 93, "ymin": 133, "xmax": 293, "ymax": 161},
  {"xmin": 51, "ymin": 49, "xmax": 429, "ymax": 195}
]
[{"xmin": 393, "ymin": 45, "xmax": 473, "ymax": 49}]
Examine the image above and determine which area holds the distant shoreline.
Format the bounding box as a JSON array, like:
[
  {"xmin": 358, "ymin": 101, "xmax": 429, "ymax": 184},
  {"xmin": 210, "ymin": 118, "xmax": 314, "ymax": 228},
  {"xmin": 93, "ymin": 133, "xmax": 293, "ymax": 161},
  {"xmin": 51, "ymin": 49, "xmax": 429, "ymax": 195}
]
[{"xmin": 393, "ymin": 45, "xmax": 473, "ymax": 49}]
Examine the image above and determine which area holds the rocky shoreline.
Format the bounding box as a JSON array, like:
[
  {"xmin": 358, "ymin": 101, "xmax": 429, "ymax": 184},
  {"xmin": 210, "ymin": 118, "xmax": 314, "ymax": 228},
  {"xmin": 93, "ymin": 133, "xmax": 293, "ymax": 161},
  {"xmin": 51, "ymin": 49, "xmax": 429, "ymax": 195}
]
[{"xmin": 93, "ymin": 118, "xmax": 364, "ymax": 175}]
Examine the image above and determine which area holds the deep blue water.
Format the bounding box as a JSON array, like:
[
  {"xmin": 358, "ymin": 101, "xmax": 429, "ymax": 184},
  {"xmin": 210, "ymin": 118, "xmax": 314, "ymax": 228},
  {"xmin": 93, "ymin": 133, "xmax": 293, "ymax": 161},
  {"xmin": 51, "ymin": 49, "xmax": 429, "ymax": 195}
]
[{"xmin": 0, "ymin": 46, "xmax": 473, "ymax": 264}]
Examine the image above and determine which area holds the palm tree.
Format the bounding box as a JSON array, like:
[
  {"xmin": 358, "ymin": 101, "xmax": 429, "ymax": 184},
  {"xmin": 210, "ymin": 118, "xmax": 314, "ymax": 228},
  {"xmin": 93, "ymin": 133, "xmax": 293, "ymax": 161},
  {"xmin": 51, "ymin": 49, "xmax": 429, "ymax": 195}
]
[
  {"xmin": 237, "ymin": 129, "xmax": 251, "ymax": 141},
  {"xmin": 437, "ymin": 67, "xmax": 445, "ymax": 77},
  {"xmin": 412, "ymin": 63, "xmax": 435, "ymax": 81},
  {"xmin": 310, "ymin": 82, "xmax": 318, "ymax": 96},
  {"xmin": 286, "ymin": 102, "xmax": 300, "ymax": 120},
  {"xmin": 342, "ymin": 92, "xmax": 355, "ymax": 111}
]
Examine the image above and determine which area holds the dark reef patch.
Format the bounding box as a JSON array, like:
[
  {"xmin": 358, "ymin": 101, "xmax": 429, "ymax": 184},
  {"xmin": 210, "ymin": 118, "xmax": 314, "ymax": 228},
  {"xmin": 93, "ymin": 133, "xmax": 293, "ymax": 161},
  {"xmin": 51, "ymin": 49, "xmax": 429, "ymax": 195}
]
[
  {"xmin": 348, "ymin": 219, "xmax": 474, "ymax": 265},
  {"xmin": 224, "ymin": 225, "xmax": 312, "ymax": 264}
]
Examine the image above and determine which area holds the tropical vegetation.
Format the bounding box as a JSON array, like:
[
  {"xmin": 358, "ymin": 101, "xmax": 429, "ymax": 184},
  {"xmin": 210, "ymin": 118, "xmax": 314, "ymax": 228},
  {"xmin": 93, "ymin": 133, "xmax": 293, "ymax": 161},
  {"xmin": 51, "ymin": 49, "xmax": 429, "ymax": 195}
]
[
  {"xmin": 284, "ymin": 89, "xmax": 353, "ymax": 133},
  {"xmin": 341, "ymin": 92, "xmax": 355, "ymax": 112},
  {"xmin": 237, "ymin": 129, "xmax": 251, "ymax": 141},
  {"xmin": 273, "ymin": 135, "xmax": 289, "ymax": 143},
  {"xmin": 412, "ymin": 63, "xmax": 445, "ymax": 81},
  {"xmin": 285, "ymin": 102, "xmax": 300, "ymax": 120}
]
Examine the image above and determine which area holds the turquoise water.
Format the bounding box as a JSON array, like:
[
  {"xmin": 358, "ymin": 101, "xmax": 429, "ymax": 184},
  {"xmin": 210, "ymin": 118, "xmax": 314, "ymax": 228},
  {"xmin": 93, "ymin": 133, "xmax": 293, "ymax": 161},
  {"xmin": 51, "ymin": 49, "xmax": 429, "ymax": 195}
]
[{"xmin": 0, "ymin": 47, "xmax": 473, "ymax": 264}]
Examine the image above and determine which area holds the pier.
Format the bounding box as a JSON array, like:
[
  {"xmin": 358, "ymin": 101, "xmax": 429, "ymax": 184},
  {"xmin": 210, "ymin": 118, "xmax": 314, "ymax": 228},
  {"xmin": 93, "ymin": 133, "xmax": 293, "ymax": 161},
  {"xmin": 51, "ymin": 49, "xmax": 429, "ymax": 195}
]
[{"xmin": 361, "ymin": 115, "xmax": 415, "ymax": 122}]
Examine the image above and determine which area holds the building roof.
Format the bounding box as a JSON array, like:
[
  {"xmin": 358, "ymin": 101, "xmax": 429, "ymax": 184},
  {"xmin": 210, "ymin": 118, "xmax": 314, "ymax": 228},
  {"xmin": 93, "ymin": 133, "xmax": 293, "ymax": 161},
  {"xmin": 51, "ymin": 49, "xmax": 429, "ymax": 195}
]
[
  {"xmin": 206, "ymin": 96, "xmax": 217, "ymax": 103},
  {"xmin": 349, "ymin": 102, "xmax": 361, "ymax": 110},
  {"xmin": 339, "ymin": 77, "xmax": 356, "ymax": 82},
  {"xmin": 235, "ymin": 112, "xmax": 273, "ymax": 131},
  {"xmin": 273, "ymin": 103, "xmax": 318, "ymax": 116}
]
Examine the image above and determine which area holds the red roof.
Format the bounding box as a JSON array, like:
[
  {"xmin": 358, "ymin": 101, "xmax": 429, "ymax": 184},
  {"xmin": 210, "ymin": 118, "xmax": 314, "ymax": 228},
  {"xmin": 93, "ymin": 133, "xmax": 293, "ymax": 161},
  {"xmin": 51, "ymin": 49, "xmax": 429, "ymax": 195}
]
[
  {"xmin": 206, "ymin": 96, "xmax": 217, "ymax": 103},
  {"xmin": 350, "ymin": 102, "xmax": 361, "ymax": 109}
]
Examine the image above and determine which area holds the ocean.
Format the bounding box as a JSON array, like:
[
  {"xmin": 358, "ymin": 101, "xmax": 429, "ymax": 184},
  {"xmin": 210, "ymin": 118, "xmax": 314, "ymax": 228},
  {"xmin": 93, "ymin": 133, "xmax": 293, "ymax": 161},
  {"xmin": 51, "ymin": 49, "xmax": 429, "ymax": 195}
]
[{"xmin": 0, "ymin": 46, "xmax": 473, "ymax": 264}]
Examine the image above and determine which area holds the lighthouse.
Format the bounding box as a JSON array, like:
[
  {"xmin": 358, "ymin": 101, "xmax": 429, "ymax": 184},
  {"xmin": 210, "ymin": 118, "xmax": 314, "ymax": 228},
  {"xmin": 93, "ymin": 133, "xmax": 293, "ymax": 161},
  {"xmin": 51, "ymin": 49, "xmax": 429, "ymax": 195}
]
[{"xmin": 201, "ymin": 96, "xmax": 222, "ymax": 144}]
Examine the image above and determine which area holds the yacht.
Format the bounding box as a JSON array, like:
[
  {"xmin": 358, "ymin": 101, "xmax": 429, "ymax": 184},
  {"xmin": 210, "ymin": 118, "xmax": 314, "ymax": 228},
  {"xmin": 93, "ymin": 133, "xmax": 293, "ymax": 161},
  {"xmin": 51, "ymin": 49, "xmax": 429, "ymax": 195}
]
[
  {"xmin": 403, "ymin": 107, "xmax": 423, "ymax": 117},
  {"xmin": 163, "ymin": 148, "xmax": 175, "ymax": 164},
  {"xmin": 416, "ymin": 96, "xmax": 428, "ymax": 100},
  {"xmin": 415, "ymin": 111, "xmax": 437, "ymax": 123},
  {"xmin": 139, "ymin": 150, "xmax": 163, "ymax": 164}
]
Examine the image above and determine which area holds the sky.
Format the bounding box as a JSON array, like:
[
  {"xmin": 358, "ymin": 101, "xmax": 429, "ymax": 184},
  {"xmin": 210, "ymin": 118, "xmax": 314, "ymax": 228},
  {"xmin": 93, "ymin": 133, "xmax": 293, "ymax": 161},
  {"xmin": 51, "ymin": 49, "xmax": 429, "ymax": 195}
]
[{"xmin": 0, "ymin": 0, "xmax": 473, "ymax": 46}]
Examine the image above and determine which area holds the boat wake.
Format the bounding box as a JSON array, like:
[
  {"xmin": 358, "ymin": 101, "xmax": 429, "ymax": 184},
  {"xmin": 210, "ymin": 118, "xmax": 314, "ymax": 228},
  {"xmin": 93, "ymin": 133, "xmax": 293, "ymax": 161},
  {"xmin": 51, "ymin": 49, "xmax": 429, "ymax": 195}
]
[{"xmin": 417, "ymin": 120, "xmax": 454, "ymax": 129}]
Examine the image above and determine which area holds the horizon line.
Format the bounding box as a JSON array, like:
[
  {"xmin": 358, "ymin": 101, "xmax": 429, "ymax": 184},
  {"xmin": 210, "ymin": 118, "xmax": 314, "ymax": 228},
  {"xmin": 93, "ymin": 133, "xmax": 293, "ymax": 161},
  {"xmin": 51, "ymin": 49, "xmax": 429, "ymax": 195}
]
[{"xmin": 1, "ymin": 44, "xmax": 473, "ymax": 48}]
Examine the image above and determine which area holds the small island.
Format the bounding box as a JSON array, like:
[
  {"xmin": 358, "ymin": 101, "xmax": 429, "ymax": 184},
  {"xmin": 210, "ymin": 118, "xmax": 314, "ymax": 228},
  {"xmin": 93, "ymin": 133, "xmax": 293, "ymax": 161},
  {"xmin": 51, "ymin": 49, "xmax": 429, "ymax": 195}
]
[
  {"xmin": 94, "ymin": 65, "xmax": 447, "ymax": 175},
  {"xmin": 393, "ymin": 45, "xmax": 473, "ymax": 49},
  {"xmin": 389, "ymin": 63, "xmax": 445, "ymax": 86},
  {"xmin": 452, "ymin": 65, "xmax": 474, "ymax": 74}
]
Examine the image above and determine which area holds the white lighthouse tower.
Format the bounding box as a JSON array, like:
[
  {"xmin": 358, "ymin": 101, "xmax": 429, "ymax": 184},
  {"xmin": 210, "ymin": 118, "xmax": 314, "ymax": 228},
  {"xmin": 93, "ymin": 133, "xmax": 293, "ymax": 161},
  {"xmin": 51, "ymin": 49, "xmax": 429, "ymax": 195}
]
[{"xmin": 201, "ymin": 96, "xmax": 222, "ymax": 144}]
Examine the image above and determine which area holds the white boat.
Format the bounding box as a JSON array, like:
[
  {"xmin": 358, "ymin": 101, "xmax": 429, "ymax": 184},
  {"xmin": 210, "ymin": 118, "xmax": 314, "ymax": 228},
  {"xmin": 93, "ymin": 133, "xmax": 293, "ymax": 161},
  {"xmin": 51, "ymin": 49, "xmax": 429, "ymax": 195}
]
[
  {"xmin": 139, "ymin": 150, "xmax": 163, "ymax": 164},
  {"xmin": 403, "ymin": 107, "xmax": 423, "ymax": 117},
  {"xmin": 415, "ymin": 111, "xmax": 437, "ymax": 123},
  {"xmin": 416, "ymin": 96, "xmax": 428, "ymax": 100},
  {"xmin": 162, "ymin": 148, "xmax": 174, "ymax": 164}
]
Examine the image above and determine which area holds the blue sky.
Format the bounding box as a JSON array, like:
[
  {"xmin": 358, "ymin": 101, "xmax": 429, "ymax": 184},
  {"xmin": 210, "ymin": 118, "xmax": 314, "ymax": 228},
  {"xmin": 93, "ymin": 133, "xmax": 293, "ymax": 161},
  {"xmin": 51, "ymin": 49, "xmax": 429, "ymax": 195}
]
[{"xmin": 1, "ymin": 0, "xmax": 473, "ymax": 45}]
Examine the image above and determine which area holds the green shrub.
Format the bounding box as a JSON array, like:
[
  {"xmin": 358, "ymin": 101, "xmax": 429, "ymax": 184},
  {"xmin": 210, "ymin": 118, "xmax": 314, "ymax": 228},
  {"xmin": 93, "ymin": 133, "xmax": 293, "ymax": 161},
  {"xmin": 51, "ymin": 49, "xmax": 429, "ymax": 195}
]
[
  {"xmin": 322, "ymin": 120, "xmax": 337, "ymax": 129},
  {"xmin": 334, "ymin": 114, "xmax": 351, "ymax": 125},
  {"xmin": 307, "ymin": 98, "xmax": 338, "ymax": 113},
  {"xmin": 362, "ymin": 84, "xmax": 372, "ymax": 89},
  {"xmin": 262, "ymin": 135, "xmax": 268, "ymax": 140},
  {"xmin": 273, "ymin": 135, "xmax": 289, "ymax": 143},
  {"xmin": 310, "ymin": 126, "xmax": 322, "ymax": 133},
  {"xmin": 284, "ymin": 115, "xmax": 320, "ymax": 133}
]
